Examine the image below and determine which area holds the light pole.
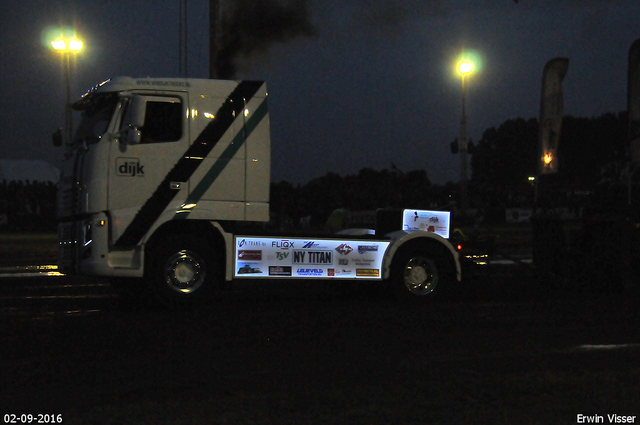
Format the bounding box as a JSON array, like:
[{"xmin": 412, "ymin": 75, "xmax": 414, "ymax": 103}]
[
  {"xmin": 458, "ymin": 60, "xmax": 473, "ymax": 212},
  {"xmin": 51, "ymin": 36, "xmax": 82, "ymax": 145}
]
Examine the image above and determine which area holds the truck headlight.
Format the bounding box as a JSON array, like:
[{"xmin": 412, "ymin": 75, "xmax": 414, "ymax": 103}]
[
  {"xmin": 80, "ymin": 219, "xmax": 93, "ymax": 259},
  {"xmin": 82, "ymin": 219, "xmax": 93, "ymax": 247}
]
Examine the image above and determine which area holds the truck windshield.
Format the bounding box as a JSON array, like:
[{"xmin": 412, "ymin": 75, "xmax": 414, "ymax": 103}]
[{"xmin": 72, "ymin": 92, "xmax": 119, "ymax": 146}]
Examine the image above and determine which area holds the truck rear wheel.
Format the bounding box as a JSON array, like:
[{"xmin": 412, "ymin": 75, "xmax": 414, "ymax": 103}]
[
  {"xmin": 151, "ymin": 236, "xmax": 220, "ymax": 306},
  {"xmin": 392, "ymin": 248, "xmax": 444, "ymax": 300}
]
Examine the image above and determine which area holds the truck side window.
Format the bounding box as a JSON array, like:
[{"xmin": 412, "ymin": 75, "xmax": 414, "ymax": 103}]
[{"xmin": 140, "ymin": 101, "xmax": 182, "ymax": 143}]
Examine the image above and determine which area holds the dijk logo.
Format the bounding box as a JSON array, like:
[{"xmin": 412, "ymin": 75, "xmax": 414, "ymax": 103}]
[{"xmin": 116, "ymin": 158, "xmax": 145, "ymax": 177}]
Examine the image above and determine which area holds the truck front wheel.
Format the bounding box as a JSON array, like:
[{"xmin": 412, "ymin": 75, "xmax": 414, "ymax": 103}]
[{"xmin": 151, "ymin": 236, "xmax": 220, "ymax": 306}]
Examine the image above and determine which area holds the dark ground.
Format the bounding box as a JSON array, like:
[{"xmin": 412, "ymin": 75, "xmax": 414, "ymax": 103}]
[{"xmin": 1, "ymin": 229, "xmax": 639, "ymax": 424}]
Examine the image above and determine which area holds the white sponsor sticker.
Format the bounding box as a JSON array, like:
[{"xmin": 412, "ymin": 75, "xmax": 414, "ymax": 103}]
[{"xmin": 402, "ymin": 209, "xmax": 451, "ymax": 239}]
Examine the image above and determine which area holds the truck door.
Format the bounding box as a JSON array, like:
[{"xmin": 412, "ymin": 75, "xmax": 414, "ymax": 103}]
[
  {"xmin": 185, "ymin": 92, "xmax": 247, "ymax": 220},
  {"xmin": 108, "ymin": 94, "xmax": 189, "ymax": 246}
]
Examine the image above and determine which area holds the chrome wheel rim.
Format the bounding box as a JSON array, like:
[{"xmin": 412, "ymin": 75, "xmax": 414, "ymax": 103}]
[
  {"xmin": 403, "ymin": 256, "xmax": 438, "ymax": 296},
  {"xmin": 164, "ymin": 250, "xmax": 206, "ymax": 294}
]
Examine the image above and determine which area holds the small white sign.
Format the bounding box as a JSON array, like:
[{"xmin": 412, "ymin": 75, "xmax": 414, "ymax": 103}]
[{"xmin": 402, "ymin": 209, "xmax": 451, "ymax": 239}]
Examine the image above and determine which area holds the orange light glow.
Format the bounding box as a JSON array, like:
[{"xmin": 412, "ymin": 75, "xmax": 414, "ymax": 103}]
[{"xmin": 543, "ymin": 153, "xmax": 553, "ymax": 165}]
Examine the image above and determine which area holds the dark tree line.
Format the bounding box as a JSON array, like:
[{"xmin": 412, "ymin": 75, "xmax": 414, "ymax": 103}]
[
  {"xmin": 469, "ymin": 117, "xmax": 539, "ymax": 211},
  {"xmin": 270, "ymin": 168, "xmax": 458, "ymax": 230},
  {"xmin": 273, "ymin": 112, "xmax": 635, "ymax": 229},
  {"xmin": 0, "ymin": 180, "xmax": 57, "ymax": 232},
  {"xmin": 559, "ymin": 114, "xmax": 628, "ymax": 189},
  {"xmin": 469, "ymin": 112, "xmax": 632, "ymax": 212}
]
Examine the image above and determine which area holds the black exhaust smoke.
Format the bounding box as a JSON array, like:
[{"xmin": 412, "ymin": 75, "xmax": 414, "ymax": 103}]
[{"xmin": 213, "ymin": 0, "xmax": 317, "ymax": 79}]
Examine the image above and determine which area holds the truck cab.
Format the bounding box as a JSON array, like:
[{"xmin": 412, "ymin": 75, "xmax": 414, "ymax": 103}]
[{"xmin": 58, "ymin": 77, "xmax": 270, "ymax": 277}]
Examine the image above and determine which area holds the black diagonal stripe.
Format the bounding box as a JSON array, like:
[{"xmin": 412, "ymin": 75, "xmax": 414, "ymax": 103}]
[{"xmin": 114, "ymin": 80, "xmax": 264, "ymax": 247}]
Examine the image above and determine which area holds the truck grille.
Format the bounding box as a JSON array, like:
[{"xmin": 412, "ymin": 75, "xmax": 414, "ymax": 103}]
[
  {"xmin": 57, "ymin": 180, "xmax": 76, "ymax": 218},
  {"xmin": 58, "ymin": 222, "xmax": 77, "ymax": 262}
]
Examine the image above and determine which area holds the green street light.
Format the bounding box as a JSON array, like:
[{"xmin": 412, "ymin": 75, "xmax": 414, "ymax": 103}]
[
  {"xmin": 459, "ymin": 61, "xmax": 473, "ymax": 75},
  {"xmin": 51, "ymin": 39, "xmax": 83, "ymax": 51},
  {"xmin": 51, "ymin": 39, "xmax": 66, "ymax": 50},
  {"xmin": 50, "ymin": 33, "xmax": 83, "ymax": 145}
]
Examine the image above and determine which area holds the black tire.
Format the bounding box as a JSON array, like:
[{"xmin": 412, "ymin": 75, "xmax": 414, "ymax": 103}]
[
  {"xmin": 150, "ymin": 235, "xmax": 220, "ymax": 307},
  {"xmin": 391, "ymin": 248, "xmax": 446, "ymax": 301}
]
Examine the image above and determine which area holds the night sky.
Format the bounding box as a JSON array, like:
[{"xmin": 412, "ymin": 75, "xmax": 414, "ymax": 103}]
[{"xmin": 1, "ymin": 0, "xmax": 639, "ymax": 185}]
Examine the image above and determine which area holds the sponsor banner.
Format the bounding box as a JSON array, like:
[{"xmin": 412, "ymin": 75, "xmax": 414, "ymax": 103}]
[
  {"xmin": 269, "ymin": 266, "xmax": 292, "ymax": 276},
  {"xmin": 335, "ymin": 243, "xmax": 353, "ymax": 255},
  {"xmin": 234, "ymin": 236, "xmax": 390, "ymax": 279},
  {"xmin": 358, "ymin": 245, "xmax": 378, "ymax": 254},
  {"xmin": 356, "ymin": 269, "xmax": 380, "ymax": 277},
  {"xmin": 296, "ymin": 268, "xmax": 324, "ymax": 277},
  {"xmin": 292, "ymin": 250, "xmax": 332, "ymax": 265},
  {"xmin": 402, "ymin": 209, "xmax": 451, "ymax": 239},
  {"xmin": 328, "ymin": 268, "xmax": 353, "ymax": 277},
  {"xmin": 237, "ymin": 250, "xmax": 262, "ymax": 261},
  {"xmin": 237, "ymin": 238, "xmax": 268, "ymax": 248},
  {"xmin": 237, "ymin": 265, "xmax": 263, "ymax": 275}
]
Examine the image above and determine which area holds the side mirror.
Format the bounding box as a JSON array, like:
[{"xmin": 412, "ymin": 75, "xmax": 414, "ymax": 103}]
[
  {"xmin": 52, "ymin": 128, "xmax": 63, "ymax": 147},
  {"xmin": 125, "ymin": 127, "xmax": 142, "ymax": 145},
  {"xmin": 120, "ymin": 95, "xmax": 146, "ymax": 144},
  {"xmin": 126, "ymin": 95, "xmax": 147, "ymax": 128}
]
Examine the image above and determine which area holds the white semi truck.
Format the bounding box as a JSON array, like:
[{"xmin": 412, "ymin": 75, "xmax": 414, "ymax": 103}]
[{"xmin": 56, "ymin": 77, "xmax": 461, "ymax": 304}]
